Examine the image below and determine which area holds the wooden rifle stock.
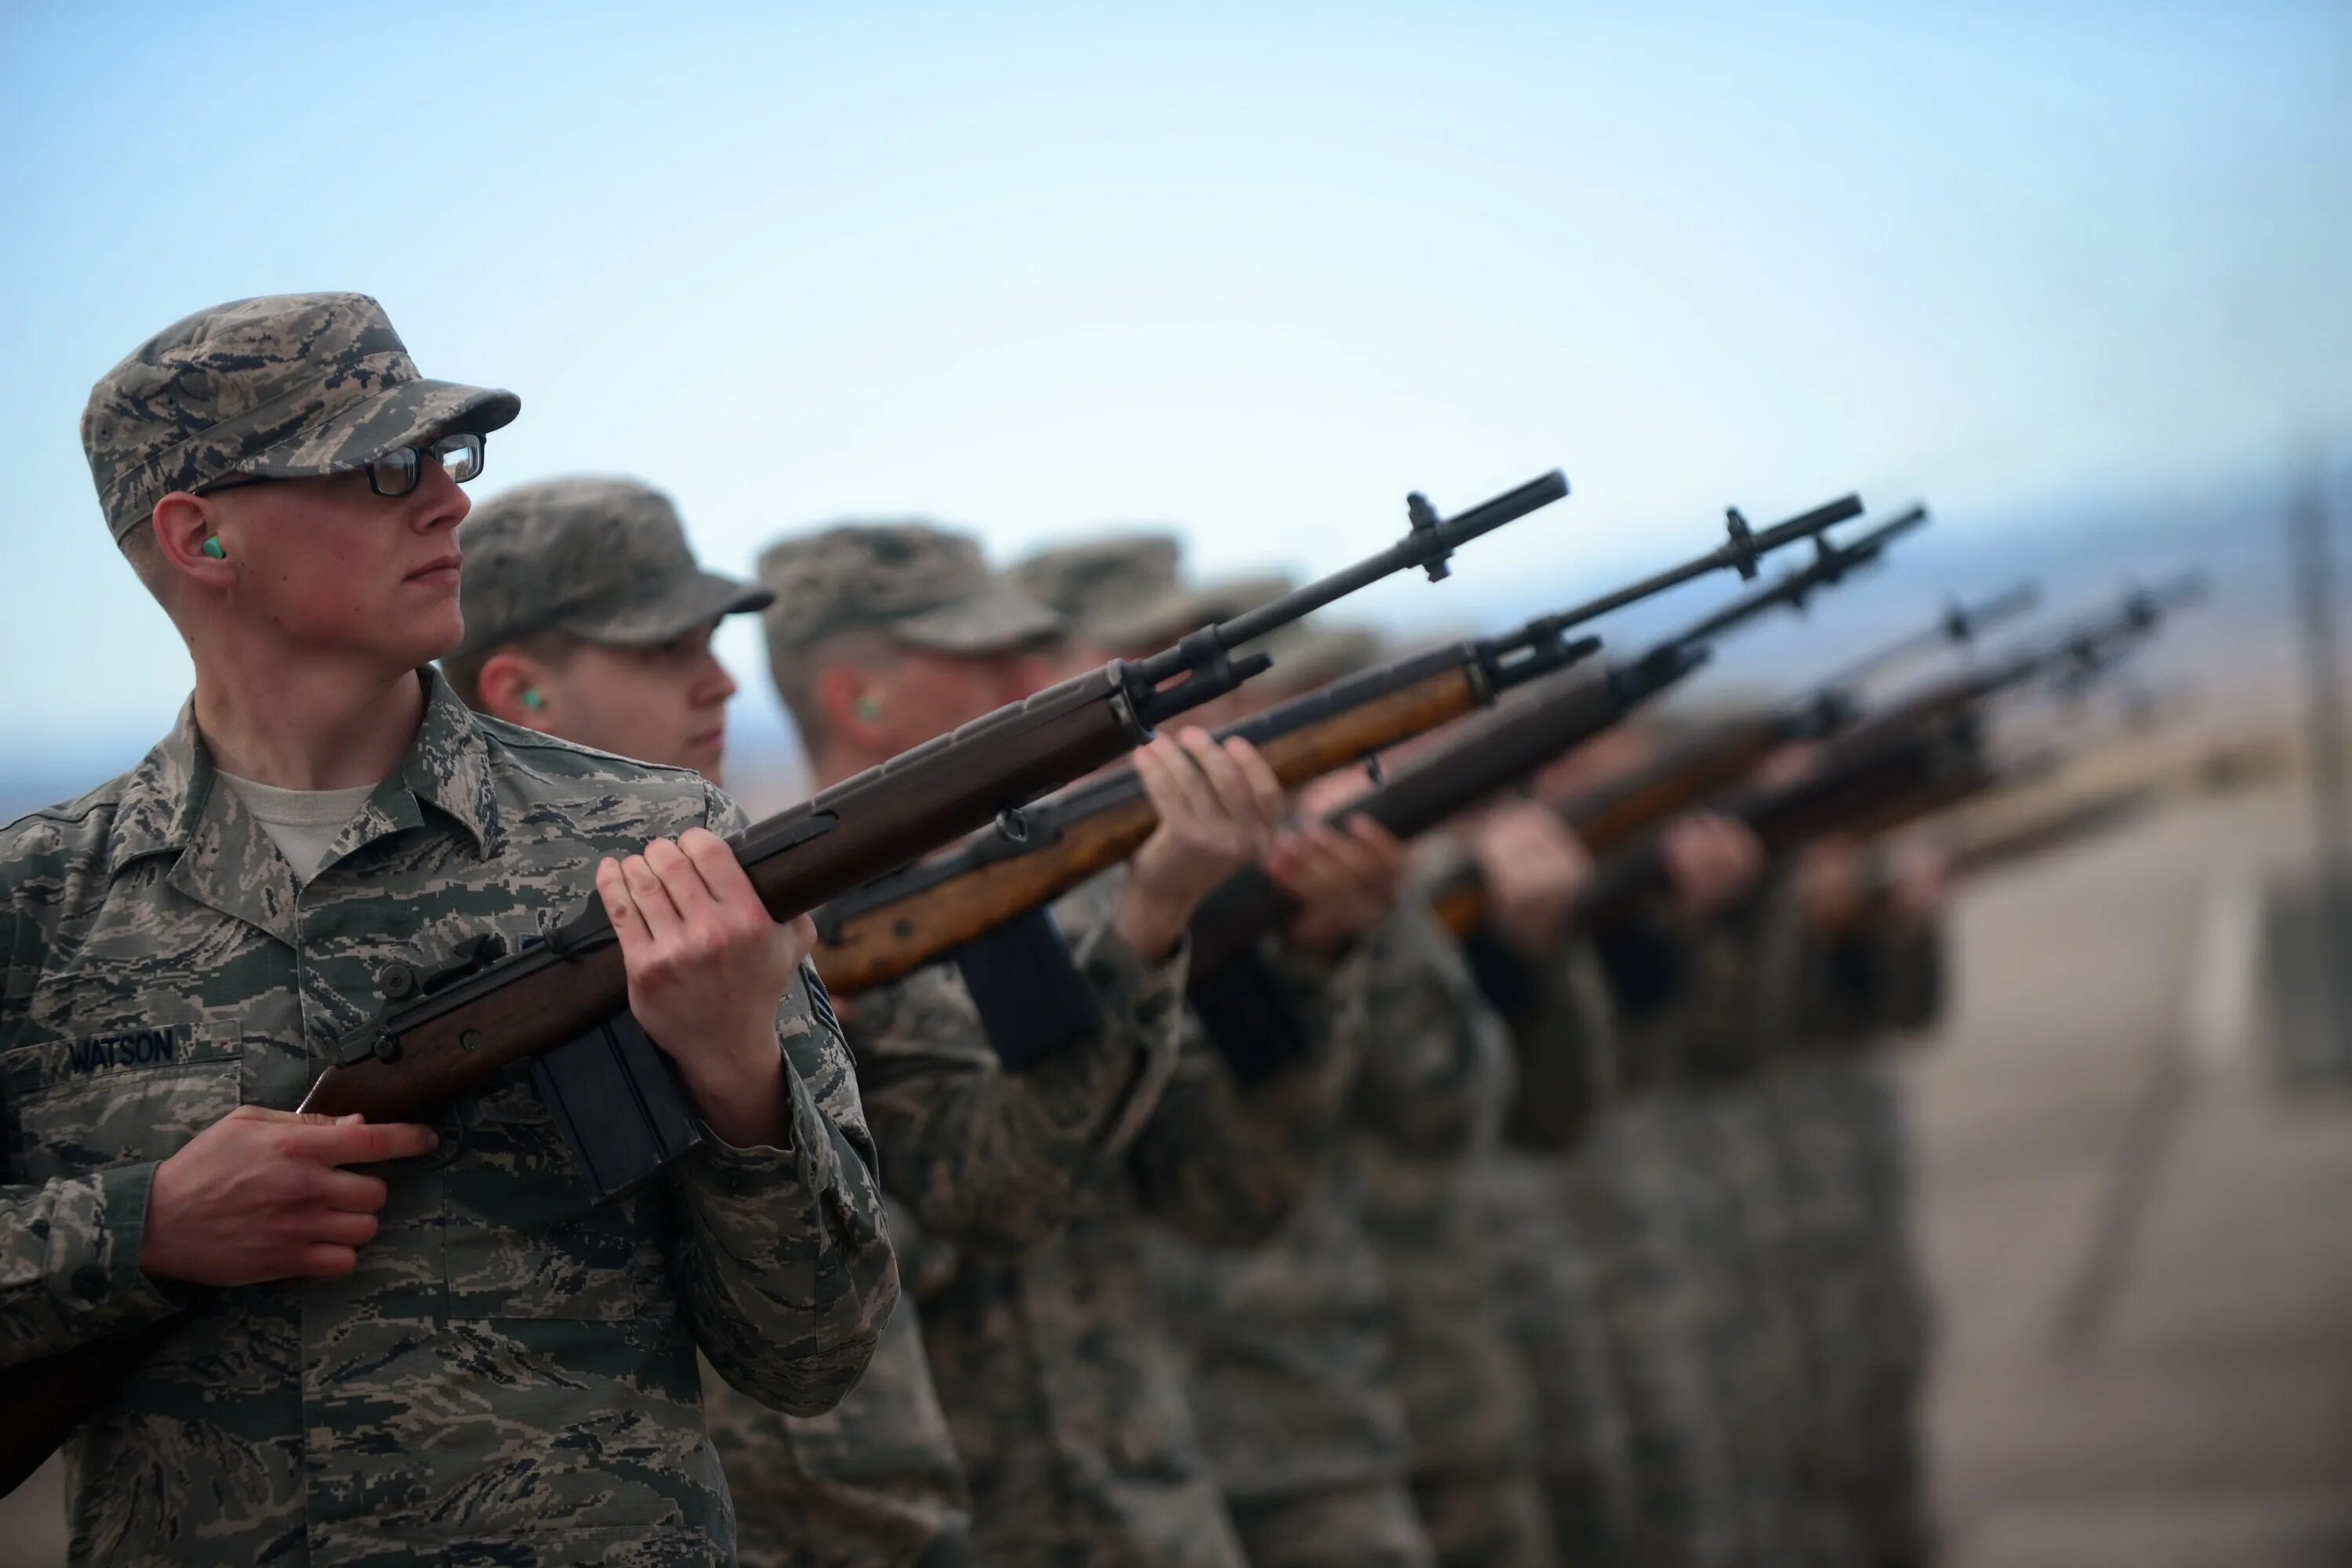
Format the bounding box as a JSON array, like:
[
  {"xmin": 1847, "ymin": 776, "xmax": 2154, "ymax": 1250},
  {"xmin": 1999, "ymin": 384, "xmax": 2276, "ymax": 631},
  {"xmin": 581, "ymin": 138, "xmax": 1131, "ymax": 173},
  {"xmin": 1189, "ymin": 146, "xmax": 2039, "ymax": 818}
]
[
  {"xmin": 1428, "ymin": 713, "xmax": 1791, "ymax": 936},
  {"xmin": 1188, "ymin": 648, "xmax": 1710, "ymax": 979},
  {"xmin": 301, "ymin": 666, "xmax": 1156, "ymax": 1120},
  {"xmin": 812, "ymin": 651, "xmax": 1497, "ymax": 994},
  {"xmin": 1566, "ymin": 726, "xmax": 1965, "ymax": 927}
]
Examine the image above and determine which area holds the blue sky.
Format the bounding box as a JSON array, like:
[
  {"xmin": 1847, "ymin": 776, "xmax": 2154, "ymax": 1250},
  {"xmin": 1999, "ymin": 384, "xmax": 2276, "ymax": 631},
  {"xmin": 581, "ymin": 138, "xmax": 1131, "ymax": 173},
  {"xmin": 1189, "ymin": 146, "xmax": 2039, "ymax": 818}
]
[{"xmin": 3, "ymin": 1, "xmax": 2347, "ymax": 764}]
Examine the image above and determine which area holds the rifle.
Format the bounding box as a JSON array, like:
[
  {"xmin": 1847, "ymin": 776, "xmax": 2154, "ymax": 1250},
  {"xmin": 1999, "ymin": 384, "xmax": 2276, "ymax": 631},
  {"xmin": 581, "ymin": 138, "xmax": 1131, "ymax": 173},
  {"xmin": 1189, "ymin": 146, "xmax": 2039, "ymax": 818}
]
[
  {"xmin": 1184, "ymin": 503, "xmax": 1933, "ymax": 984},
  {"xmin": 1563, "ymin": 592, "xmax": 2217, "ymax": 942},
  {"xmin": 1933, "ymin": 738, "xmax": 2285, "ymax": 883},
  {"xmin": 0, "ymin": 469, "xmax": 1570, "ymax": 1500},
  {"xmin": 809, "ymin": 493, "xmax": 1871, "ymax": 996},
  {"xmin": 1416, "ymin": 511, "xmax": 1987, "ymax": 936},
  {"xmin": 1560, "ymin": 716, "xmax": 1988, "ymax": 927},
  {"xmin": 1544, "ymin": 579, "xmax": 2210, "ymax": 938}
]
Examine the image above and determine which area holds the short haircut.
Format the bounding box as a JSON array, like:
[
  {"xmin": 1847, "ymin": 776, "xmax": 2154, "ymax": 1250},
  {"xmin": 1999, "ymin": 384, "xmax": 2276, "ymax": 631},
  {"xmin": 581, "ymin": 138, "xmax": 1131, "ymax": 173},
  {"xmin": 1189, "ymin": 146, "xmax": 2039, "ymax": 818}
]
[
  {"xmin": 441, "ymin": 629, "xmax": 586, "ymax": 711},
  {"xmin": 766, "ymin": 627, "xmax": 902, "ymax": 755},
  {"xmin": 118, "ymin": 520, "xmax": 175, "ymax": 605}
]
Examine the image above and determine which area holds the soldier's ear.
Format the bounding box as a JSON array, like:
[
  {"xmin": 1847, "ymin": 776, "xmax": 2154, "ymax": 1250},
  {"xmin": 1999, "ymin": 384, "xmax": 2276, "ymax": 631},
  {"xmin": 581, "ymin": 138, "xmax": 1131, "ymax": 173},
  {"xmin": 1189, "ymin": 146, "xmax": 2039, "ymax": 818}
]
[
  {"xmin": 474, "ymin": 650, "xmax": 549, "ymax": 727},
  {"xmin": 150, "ymin": 493, "xmax": 237, "ymax": 590},
  {"xmin": 815, "ymin": 664, "xmax": 886, "ymax": 741}
]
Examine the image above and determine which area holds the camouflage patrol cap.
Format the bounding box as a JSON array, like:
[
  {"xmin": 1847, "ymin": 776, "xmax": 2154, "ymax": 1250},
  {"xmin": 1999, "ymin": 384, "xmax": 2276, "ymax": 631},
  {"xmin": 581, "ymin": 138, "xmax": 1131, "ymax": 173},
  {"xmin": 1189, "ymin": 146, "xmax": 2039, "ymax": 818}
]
[
  {"xmin": 757, "ymin": 521, "xmax": 1064, "ymax": 658},
  {"xmin": 1013, "ymin": 533, "xmax": 1298, "ymax": 652},
  {"xmin": 1011, "ymin": 532, "xmax": 1187, "ymax": 646},
  {"xmin": 452, "ymin": 477, "xmax": 772, "ymax": 660},
  {"xmin": 82, "ymin": 292, "xmax": 520, "ymax": 542},
  {"xmin": 1250, "ymin": 618, "xmax": 1388, "ymax": 694}
]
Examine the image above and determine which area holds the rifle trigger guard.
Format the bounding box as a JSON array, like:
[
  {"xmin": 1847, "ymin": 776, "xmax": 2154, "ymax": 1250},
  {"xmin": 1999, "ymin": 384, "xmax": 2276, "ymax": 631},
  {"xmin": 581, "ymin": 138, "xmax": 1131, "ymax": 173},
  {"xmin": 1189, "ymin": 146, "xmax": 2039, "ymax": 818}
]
[
  {"xmin": 1406, "ymin": 492, "xmax": 1453, "ymax": 581},
  {"xmin": 996, "ymin": 806, "xmax": 1031, "ymax": 844}
]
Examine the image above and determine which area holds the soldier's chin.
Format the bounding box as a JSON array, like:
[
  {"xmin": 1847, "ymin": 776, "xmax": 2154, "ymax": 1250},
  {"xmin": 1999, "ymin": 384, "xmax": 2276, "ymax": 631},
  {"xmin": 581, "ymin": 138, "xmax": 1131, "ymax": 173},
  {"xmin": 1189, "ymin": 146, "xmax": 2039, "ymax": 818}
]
[{"xmin": 400, "ymin": 607, "xmax": 466, "ymax": 670}]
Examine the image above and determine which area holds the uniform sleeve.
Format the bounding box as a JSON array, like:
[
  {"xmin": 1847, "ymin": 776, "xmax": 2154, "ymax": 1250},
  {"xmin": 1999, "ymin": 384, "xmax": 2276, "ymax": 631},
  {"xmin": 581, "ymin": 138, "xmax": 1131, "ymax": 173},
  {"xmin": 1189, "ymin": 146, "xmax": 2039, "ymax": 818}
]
[
  {"xmin": 1127, "ymin": 938, "xmax": 1368, "ymax": 1248},
  {"xmin": 851, "ymin": 892, "xmax": 1189, "ymax": 1261},
  {"xmin": 1500, "ymin": 934, "xmax": 1623, "ymax": 1152},
  {"xmin": 1348, "ymin": 906, "xmax": 1504, "ymax": 1160},
  {"xmin": 670, "ymin": 789, "xmax": 898, "ymax": 1416},
  {"xmin": 0, "ymin": 1164, "xmax": 184, "ymax": 1368},
  {"xmin": 1824, "ymin": 908, "xmax": 1948, "ymax": 1043},
  {"xmin": 1, "ymin": 885, "xmax": 186, "ymax": 1367}
]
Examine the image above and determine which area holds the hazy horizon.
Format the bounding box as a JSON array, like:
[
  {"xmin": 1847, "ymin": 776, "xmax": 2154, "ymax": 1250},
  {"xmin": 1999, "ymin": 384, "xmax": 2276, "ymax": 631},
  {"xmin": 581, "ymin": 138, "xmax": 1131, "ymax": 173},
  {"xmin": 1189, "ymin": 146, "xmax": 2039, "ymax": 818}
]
[{"xmin": 4, "ymin": 2, "xmax": 2347, "ymax": 789}]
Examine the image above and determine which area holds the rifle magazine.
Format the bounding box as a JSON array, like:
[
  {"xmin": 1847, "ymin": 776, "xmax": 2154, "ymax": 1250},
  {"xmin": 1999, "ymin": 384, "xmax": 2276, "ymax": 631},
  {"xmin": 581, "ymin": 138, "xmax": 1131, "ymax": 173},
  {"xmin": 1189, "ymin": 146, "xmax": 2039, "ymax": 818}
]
[{"xmin": 531, "ymin": 1013, "xmax": 706, "ymax": 1206}]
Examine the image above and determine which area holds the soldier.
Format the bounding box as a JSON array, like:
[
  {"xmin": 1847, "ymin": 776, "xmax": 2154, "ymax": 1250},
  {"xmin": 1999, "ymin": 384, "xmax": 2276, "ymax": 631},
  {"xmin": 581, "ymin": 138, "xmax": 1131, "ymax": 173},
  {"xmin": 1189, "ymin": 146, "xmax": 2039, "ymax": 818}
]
[
  {"xmin": 1765, "ymin": 826, "xmax": 1949, "ymax": 1568},
  {"xmin": 761, "ymin": 523, "xmax": 1391, "ymax": 1567},
  {"xmin": 1018, "ymin": 545, "xmax": 1433, "ymax": 1568},
  {"xmin": 441, "ymin": 477, "xmax": 769, "ymax": 781},
  {"xmin": 1470, "ymin": 717, "xmax": 1778, "ymax": 1568},
  {"xmin": 443, "ymin": 478, "xmax": 975, "ymax": 1567},
  {"xmin": 2, "ymin": 293, "xmax": 897, "ymax": 1566}
]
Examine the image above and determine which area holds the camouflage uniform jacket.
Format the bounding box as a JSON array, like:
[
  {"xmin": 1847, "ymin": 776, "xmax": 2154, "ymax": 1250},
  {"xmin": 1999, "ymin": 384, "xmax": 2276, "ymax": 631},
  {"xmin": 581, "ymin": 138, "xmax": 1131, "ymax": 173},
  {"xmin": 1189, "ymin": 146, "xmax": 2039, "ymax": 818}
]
[
  {"xmin": 858, "ymin": 879, "xmax": 1364, "ymax": 1567},
  {"xmin": 1349, "ymin": 900, "xmax": 1541, "ymax": 1481},
  {"xmin": 705, "ymin": 1200, "xmax": 975, "ymax": 1568},
  {"xmin": 0, "ymin": 673, "xmax": 895, "ymax": 1568}
]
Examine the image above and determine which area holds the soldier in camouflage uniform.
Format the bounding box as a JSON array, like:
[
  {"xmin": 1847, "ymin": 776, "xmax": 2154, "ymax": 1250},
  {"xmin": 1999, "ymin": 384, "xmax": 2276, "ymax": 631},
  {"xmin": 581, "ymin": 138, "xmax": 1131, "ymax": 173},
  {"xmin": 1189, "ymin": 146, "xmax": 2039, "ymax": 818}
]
[
  {"xmin": 763, "ymin": 526, "xmax": 1387, "ymax": 1568},
  {"xmin": 441, "ymin": 477, "xmax": 772, "ymax": 783},
  {"xmin": 2, "ymin": 293, "xmax": 897, "ymax": 1567},
  {"xmin": 1018, "ymin": 553, "xmax": 1436, "ymax": 1568},
  {"xmin": 1762, "ymin": 829, "xmax": 1948, "ymax": 1568},
  {"xmin": 1350, "ymin": 832, "xmax": 1563, "ymax": 1568},
  {"xmin": 445, "ymin": 481, "xmax": 975, "ymax": 1567}
]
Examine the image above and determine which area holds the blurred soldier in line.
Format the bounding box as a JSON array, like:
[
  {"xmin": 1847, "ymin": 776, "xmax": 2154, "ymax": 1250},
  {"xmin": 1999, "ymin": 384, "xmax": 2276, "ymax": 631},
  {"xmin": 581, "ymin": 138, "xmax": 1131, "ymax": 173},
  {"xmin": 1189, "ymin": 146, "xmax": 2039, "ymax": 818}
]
[
  {"xmin": 445, "ymin": 480, "xmax": 975, "ymax": 1568},
  {"xmin": 9, "ymin": 292, "xmax": 894, "ymax": 1566},
  {"xmin": 1760, "ymin": 793, "xmax": 1949, "ymax": 1568},
  {"xmin": 1021, "ymin": 541, "xmax": 1436, "ymax": 1568},
  {"xmin": 760, "ymin": 523, "xmax": 1385, "ymax": 1568},
  {"xmin": 1469, "ymin": 715, "xmax": 1787, "ymax": 1568}
]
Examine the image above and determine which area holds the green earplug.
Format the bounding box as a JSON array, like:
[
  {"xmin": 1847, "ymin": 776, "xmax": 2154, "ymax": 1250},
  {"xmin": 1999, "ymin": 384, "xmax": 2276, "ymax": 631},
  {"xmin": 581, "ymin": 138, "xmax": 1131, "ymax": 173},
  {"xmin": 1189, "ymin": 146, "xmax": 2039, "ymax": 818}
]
[
  {"xmin": 201, "ymin": 537, "xmax": 225, "ymax": 560},
  {"xmin": 521, "ymin": 691, "xmax": 547, "ymax": 711}
]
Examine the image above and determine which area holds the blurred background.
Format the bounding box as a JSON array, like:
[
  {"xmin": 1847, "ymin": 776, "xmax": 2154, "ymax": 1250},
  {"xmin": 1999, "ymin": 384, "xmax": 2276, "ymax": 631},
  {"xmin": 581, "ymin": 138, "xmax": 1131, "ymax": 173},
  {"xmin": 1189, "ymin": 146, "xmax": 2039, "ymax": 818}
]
[{"xmin": 4, "ymin": 2, "xmax": 2350, "ymax": 1563}]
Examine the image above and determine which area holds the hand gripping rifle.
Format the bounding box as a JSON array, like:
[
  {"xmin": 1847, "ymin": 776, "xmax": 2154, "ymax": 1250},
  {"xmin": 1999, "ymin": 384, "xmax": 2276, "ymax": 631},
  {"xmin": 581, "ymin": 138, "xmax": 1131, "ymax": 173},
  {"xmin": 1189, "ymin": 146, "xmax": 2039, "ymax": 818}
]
[
  {"xmin": 1178, "ymin": 500, "xmax": 1923, "ymax": 1015},
  {"xmin": 0, "ymin": 470, "xmax": 1570, "ymax": 1501},
  {"xmin": 810, "ymin": 492, "xmax": 1868, "ymax": 1000}
]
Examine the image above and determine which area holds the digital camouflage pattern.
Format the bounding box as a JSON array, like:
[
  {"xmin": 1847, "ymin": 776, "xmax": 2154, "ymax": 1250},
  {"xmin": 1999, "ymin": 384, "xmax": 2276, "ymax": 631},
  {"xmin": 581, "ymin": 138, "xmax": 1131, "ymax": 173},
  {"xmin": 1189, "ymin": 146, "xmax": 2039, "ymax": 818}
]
[
  {"xmin": 81, "ymin": 292, "xmax": 519, "ymax": 542},
  {"xmin": 1011, "ymin": 535, "xmax": 1294, "ymax": 655},
  {"xmin": 1476, "ymin": 931, "xmax": 1639, "ymax": 1567},
  {"xmin": 1149, "ymin": 908, "xmax": 1439, "ymax": 1568},
  {"xmin": 757, "ymin": 522, "xmax": 1065, "ymax": 661},
  {"xmin": 1561, "ymin": 906, "xmax": 1762, "ymax": 1568},
  {"xmin": 0, "ymin": 671, "xmax": 895, "ymax": 1567},
  {"xmin": 702, "ymin": 1200, "xmax": 975, "ymax": 1568},
  {"xmin": 1348, "ymin": 898, "xmax": 1557, "ymax": 1568},
  {"xmin": 1010, "ymin": 533, "xmax": 1189, "ymax": 648},
  {"xmin": 1762, "ymin": 906, "xmax": 1946, "ymax": 1568},
  {"xmin": 453, "ymin": 477, "xmax": 772, "ymax": 661},
  {"xmin": 855, "ymin": 873, "xmax": 1367, "ymax": 1567}
]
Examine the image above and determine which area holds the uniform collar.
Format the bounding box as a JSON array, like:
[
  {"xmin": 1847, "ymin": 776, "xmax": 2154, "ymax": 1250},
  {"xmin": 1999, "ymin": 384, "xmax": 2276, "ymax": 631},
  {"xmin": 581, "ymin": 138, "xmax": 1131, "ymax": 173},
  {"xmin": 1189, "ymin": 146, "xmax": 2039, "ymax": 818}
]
[{"xmin": 105, "ymin": 670, "xmax": 505, "ymax": 937}]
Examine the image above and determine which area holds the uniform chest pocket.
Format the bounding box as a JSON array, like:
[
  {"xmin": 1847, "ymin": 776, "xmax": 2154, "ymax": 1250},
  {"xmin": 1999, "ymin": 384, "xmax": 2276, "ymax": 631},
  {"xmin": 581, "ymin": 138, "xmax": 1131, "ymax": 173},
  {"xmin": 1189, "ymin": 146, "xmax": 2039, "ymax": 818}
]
[
  {"xmin": 1, "ymin": 1024, "xmax": 242, "ymax": 1184},
  {"xmin": 437, "ymin": 1076, "xmax": 671, "ymax": 1320}
]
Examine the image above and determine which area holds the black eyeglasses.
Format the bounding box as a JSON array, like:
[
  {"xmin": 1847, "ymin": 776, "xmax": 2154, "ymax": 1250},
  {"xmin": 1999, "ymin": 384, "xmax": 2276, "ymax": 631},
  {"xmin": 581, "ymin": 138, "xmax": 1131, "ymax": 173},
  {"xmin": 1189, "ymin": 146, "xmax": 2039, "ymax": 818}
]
[{"xmin": 198, "ymin": 431, "xmax": 488, "ymax": 499}]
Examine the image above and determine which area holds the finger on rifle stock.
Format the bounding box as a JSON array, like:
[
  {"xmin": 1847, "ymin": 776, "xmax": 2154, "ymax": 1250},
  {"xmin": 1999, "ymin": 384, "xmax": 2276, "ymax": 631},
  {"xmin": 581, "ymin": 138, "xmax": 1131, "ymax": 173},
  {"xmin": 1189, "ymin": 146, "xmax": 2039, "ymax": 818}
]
[
  {"xmin": 677, "ymin": 826, "xmax": 754, "ymax": 907},
  {"xmin": 1225, "ymin": 737, "xmax": 1288, "ymax": 829},
  {"xmin": 620, "ymin": 854, "xmax": 687, "ymax": 937},
  {"xmin": 644, "ymin": 836, "xmax": 720, "ymax": 916}
]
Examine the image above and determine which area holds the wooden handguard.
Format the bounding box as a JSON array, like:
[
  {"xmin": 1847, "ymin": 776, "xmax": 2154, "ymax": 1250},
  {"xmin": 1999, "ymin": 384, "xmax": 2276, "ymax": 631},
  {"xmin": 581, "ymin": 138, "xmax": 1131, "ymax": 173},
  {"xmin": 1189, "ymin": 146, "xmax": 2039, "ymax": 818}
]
[{"xmin": 814, "ymin": 665, "xmax": 1486, "ymax": 994}]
